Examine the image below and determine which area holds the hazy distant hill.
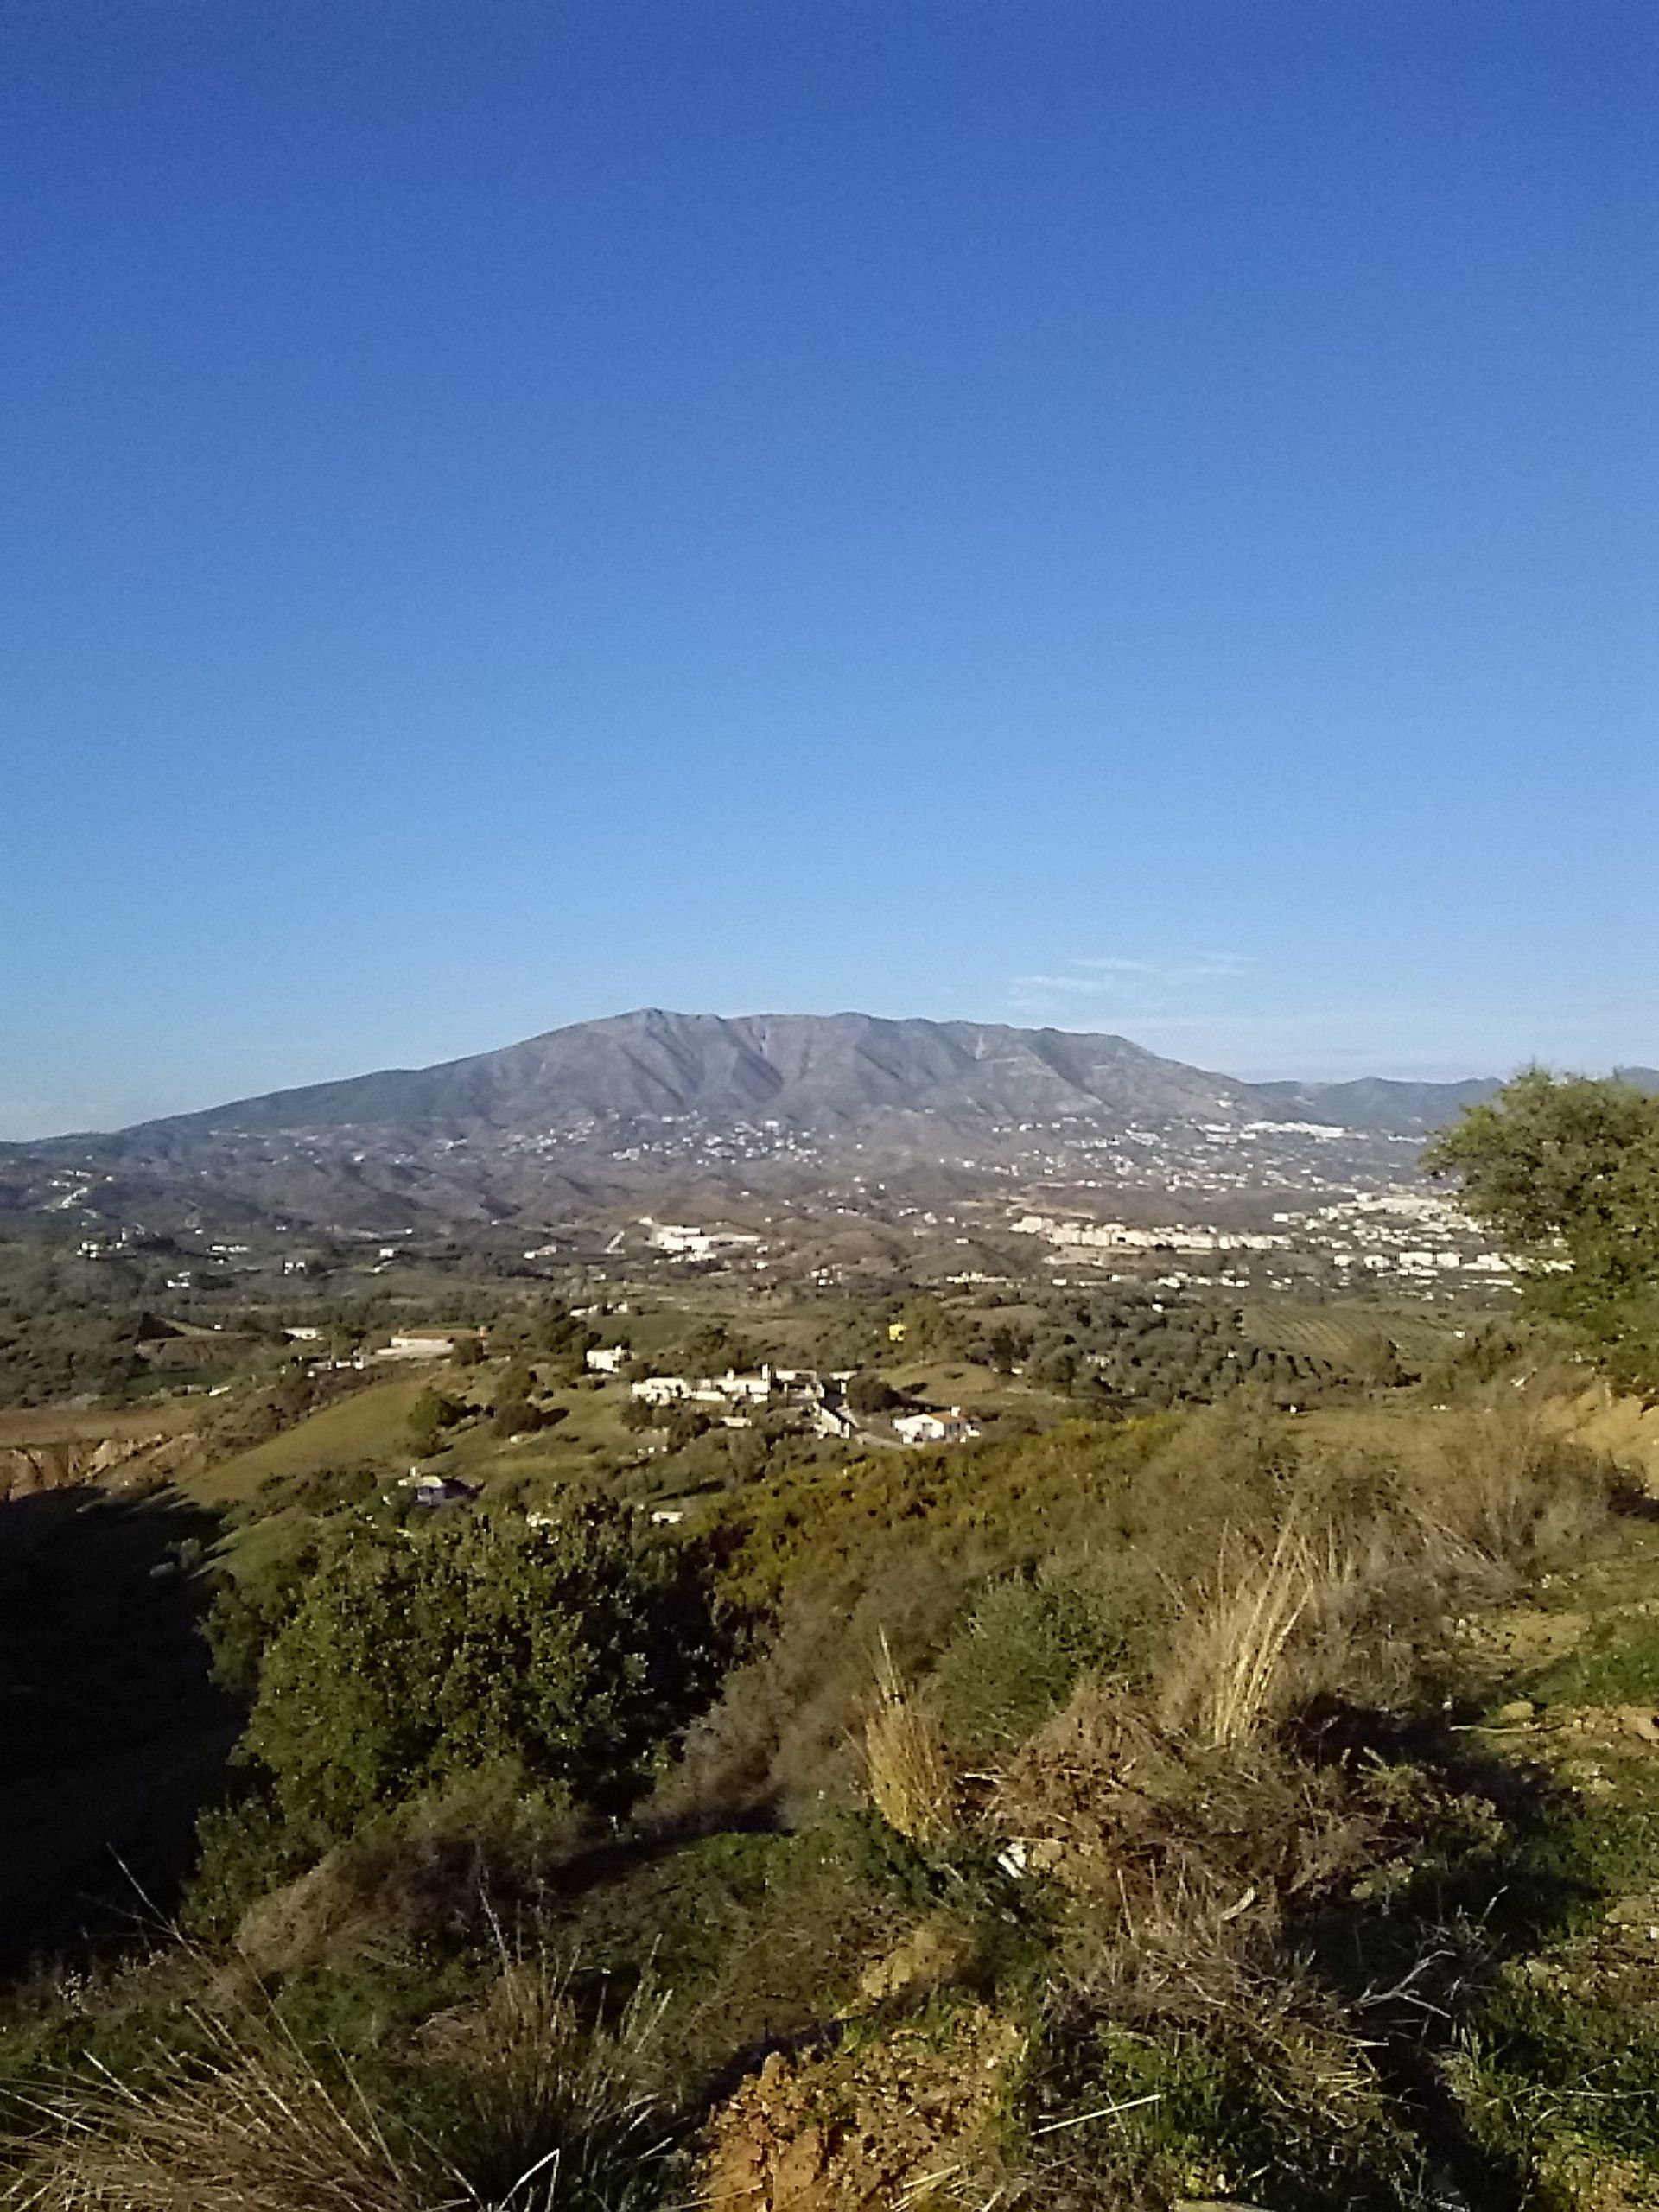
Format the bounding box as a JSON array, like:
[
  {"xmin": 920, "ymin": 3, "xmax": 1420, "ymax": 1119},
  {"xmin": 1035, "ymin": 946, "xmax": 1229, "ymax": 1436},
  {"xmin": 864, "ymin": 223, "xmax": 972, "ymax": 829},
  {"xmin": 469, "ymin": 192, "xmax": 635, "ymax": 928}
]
[{"xmin": 1250, "ymin": 1074, "xmax": 1503, "ymax": 1135}]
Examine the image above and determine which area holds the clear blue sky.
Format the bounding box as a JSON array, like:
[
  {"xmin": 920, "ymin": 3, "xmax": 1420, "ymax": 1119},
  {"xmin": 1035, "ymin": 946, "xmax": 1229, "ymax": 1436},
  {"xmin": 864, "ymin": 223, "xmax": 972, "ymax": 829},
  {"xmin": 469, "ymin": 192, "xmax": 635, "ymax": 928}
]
[{"xmin": 3, "ymin": 1, "xmax": 1655, "ymax": 1135}]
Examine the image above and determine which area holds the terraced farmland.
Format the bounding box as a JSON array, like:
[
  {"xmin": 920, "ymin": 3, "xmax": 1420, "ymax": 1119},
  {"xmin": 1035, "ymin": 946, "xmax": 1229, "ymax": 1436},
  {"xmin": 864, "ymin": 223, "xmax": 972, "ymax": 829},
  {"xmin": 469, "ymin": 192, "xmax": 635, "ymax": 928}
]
[{"xmin": 1239, "ymin": 1300, "xmax": 1457, "ymax": 1371}]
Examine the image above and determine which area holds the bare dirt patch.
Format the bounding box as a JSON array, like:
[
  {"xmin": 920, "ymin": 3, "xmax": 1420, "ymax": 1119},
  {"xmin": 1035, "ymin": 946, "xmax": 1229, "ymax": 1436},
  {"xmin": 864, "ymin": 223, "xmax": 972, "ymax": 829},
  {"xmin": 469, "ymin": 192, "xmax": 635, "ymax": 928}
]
[{"xmin": 700, "ymin": 2001, "xmax": 1022, "ymax": 2210}]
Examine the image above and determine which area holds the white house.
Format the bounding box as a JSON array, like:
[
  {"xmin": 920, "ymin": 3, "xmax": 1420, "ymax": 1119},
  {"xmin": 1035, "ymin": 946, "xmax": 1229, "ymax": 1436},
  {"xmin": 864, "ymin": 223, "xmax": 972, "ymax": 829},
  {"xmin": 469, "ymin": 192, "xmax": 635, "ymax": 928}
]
[
  {"xmin": 773, "ymin": 1367, "xmax": 826, "ymax": 1402},
  {"xmin": 631, "ymin": 1375, "xmax": 690, "ymax": 1406},
  {"xmin": 373, "ymin": 1332, "xmax": 456, "ymax": 1361},
  {"xmin": 585, "ymin": 1344, "xmax": 629, "ymax": 1375},
  {"xmin": 893, "ymin": 1407, "xmax": 981, "ymax": 1446},
  {"xmin": 710, "ymin": 1366, "xmax": 775, "ymax": 1403}
]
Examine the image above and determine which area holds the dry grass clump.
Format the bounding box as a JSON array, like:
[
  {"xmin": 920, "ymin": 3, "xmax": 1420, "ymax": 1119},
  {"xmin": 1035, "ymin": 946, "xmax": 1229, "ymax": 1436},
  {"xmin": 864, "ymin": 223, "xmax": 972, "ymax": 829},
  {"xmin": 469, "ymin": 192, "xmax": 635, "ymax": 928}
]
[
  {"xmin": 1151, "ymin": 1395, "xmax": 1621, "ymax": 1751},
  {"xmin": 992, "ymin": 1682, "xmax": 1381, "ymax": 1974},
  {"xmin": 7, "ymin": 1946, "xmax": 677, "ymax": 2212},
  {"xmin": 417, "ymin": 1944, "xmax": 674, "ymax": 2212},
  {"xmin": 981, "ymin": 1681, "xmax": 1440, "ymax": 2209},
  {"xmin": 1421, "ymin": 1395, "xmax": 1615, "ymax": 1567},
  {"xmin": 861, "ymin": 1635, "xmax": 955, "ymax": 1847},
  {"xmin": 1156, "ymin": 1520, "xmax": 1324, "ymax": 1749},
  {"xmin": 7, "ymin": 1999, "xmax": 425, "ymax": 2212}
]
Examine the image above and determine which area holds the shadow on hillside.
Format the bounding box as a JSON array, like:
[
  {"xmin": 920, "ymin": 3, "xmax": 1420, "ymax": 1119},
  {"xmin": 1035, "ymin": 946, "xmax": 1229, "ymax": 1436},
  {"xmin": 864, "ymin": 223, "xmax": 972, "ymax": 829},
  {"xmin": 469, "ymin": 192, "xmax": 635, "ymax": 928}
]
[
  {"xmin": 0, "ymin": 1485, "xmax": 239, "ymax": 1977},
  {"xmin": 1289, "ymin": 1695, "xmax": 1596, "ymax": 2209}
]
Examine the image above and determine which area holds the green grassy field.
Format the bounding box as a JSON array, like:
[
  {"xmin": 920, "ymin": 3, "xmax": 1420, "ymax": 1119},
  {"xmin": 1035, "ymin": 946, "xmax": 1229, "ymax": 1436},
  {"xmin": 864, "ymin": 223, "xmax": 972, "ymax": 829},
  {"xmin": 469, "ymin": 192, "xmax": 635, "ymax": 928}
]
[
  {"xmin": 182, "ymin": 1374, "xmax": 442, "ymax": 1504},
  {"xmin": 880, "ymin": 1354, "xmax": 1072, "ymax": 1427},
  {"xmin": 429, "ymin": 1374, "xmax": 639, "ymax": 1487},
  {"xmin": 191, "ymin": 1361, "xmax": 652, "ymax": 1518},
  {"xmin": 0, "ymin": 1402, "xmax": 200, "ymax": 1449}
]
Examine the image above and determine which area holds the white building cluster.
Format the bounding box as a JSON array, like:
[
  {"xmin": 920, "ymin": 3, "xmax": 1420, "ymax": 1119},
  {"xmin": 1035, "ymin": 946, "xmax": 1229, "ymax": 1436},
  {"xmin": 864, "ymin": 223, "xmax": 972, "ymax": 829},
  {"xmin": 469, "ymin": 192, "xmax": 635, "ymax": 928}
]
[{"xmin": 1010, "ymin": 1213, "xmax": 1290, "ymax": 1255}]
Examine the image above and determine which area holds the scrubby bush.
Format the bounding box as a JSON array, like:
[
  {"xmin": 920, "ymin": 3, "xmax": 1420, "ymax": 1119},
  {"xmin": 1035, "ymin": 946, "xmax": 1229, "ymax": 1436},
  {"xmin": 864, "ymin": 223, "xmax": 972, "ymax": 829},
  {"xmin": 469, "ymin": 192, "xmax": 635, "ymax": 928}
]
[
  {"xmin": 238, "ymin": 1503, "xmax": 744, "ymax": 1853},
  {"xmin": 935, "ymin": 1559, "xmax": 1144, "ymax": 1754},
  {"xmin": 492, "ymin": 1395, "xmax": 540, "ymax": 1436},
  {"xmin": 845, "ymin": 1370, "xmax": 896, "ymax": 1415}
]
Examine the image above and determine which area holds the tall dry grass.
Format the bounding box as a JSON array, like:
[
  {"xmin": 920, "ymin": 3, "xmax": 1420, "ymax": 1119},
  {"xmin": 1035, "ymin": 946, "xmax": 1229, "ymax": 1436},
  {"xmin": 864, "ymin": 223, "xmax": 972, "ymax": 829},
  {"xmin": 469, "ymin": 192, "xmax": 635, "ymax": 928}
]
[
  {"xmin": 6, "ymin": 1999, "xmax": 425, "ymax": 2212},
  {"xmin": 861, "ymin": 1634, "xmax": 954, "ymax": 1846},
  {"xmin": 1156, "ymin": 1521, "xmax": 1324, "ymax": 1749},
  {"xmin": 5, "ymin": 1945, "xmax": 677, "ymax": 2212},
  {"xmin": 420, "ymin": 1937, "xmax": 674, "ymax": 2212}
]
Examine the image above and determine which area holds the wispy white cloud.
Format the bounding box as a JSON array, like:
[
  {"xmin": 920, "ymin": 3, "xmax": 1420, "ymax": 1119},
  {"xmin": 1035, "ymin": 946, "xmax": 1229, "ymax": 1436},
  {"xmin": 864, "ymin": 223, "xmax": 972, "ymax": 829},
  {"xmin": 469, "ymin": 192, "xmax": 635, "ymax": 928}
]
[
  {"xmin": 1071, "ymin": 952, "xmax": 1252, "ymax": 982},
  {"xmin": 1007, "ymin": 972, "xmax": 1120, "ymax": 998},
  {"xmin": 1007, "ymin": 951, "xmax": 1254, "ymax": 1019}
]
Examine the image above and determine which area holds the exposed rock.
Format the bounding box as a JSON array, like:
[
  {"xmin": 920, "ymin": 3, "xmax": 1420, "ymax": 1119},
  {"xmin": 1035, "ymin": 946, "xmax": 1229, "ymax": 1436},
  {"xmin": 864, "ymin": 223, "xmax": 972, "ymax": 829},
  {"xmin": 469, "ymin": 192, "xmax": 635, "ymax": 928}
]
[{"xmin": 0, "ymin": 1432, "xmax": 169, "ymax": 1501}]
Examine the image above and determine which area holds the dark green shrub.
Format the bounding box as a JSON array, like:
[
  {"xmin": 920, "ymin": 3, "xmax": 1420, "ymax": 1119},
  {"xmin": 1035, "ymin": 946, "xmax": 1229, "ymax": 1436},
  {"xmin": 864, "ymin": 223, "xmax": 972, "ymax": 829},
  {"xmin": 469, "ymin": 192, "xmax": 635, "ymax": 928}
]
[
  {"xmin": 240, "ymin": 1503, "xmax": 743, "ymax": 1850},
  {"xmin": 935, "ymin": 1560, "xmax": 1146, "ymax": 1753}
]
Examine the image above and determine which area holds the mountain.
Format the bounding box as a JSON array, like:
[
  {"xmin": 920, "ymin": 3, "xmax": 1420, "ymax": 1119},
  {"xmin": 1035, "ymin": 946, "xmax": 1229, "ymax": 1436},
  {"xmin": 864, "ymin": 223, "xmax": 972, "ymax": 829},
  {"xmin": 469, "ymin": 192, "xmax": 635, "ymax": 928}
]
[
  {"xmin": 0, "ymin": 1009, "xmax": 1524, "ymax": 1236},
  {"xmin": 73, "ymin": 1010, "xmax": 1267, "ymax": 1146}
]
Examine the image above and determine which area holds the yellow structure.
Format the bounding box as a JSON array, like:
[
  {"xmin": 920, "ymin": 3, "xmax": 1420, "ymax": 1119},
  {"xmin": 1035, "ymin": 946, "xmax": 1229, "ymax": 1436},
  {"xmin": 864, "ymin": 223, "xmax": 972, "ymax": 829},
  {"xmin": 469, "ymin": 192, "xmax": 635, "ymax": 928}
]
[{"xmin": 887, "ymin": 1319, "xmax": 907, "ymax": 1343}]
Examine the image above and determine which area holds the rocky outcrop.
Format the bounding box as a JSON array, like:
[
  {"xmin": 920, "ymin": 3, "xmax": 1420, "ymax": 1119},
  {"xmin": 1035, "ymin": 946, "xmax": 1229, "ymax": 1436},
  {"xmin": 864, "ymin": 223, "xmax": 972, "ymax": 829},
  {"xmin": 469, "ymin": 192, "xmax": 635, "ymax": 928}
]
[{"xmin": 0, "ymin": 1432, "xmax": 170, "ymax": 1500}]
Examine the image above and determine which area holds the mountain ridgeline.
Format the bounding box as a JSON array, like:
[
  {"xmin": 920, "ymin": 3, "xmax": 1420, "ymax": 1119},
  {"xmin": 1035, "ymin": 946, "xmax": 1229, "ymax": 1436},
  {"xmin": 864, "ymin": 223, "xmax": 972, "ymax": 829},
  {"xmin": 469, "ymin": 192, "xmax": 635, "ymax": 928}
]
[
  {"xmin": 34, "ymin": 1011, "xmax": 1500, "ymax": 1143},
  {"xmin": 0, "ymin": 1007, "xmax": 1604, "ymax": 1234}
]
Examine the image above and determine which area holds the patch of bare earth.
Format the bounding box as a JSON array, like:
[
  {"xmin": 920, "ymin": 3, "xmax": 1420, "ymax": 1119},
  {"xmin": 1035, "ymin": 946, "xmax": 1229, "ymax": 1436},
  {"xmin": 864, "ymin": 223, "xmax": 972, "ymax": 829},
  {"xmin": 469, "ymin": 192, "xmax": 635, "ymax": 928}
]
[{"xmin": 699, "ymin": 2001, "xmax": 1022, "ymax": 2210}]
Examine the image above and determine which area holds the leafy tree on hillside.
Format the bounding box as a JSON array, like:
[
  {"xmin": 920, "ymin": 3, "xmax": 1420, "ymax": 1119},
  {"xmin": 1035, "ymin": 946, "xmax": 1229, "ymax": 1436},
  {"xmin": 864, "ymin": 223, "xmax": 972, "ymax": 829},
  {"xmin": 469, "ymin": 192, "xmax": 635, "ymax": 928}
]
[
  {"xmin": 406, "ymin": 1387, "xmax": 465, "ymax": 1457},
  {"xmin": 896, "ymin": 1294, "xmax": 958, "ymax": 1355},
  {"xmin": 978, "ymin": 1323, "xmax": 1031, "ymax": 1374},
  {"xmin": 681, "ymin": 1321, "xmax": 762, "ymax": 1377},
  {"xmin": 1427, "ymin": 1069, "xmax": 1659, "ymax": 1382},
  {"xmin": 494, "ymin": 1356, "xmax": 537, "ymax": 1406},
  {"xmin": 241, "ymin": 1504, "xmax": 741, "ymax": 1848},
  {"xmin": 1425, "ymin": 1071, "xmax": 1659, "ymax": 1268},
  {"xmin": 846, "ymin": 1370, "xmax": 897, "ymax": 1415},
  {"xmin": 664, "ymin": 1402, "xmax": 716, "ymax": 1450},
  {"xmin": 493, "ymin": 1394, "xmax": 542, "ymax": 1436}
]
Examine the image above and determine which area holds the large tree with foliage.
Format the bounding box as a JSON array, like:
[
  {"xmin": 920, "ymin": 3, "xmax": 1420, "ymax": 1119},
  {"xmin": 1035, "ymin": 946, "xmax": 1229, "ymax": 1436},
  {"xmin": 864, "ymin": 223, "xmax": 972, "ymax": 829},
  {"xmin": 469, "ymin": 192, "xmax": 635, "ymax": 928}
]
[
  {"xmin": 1425, "ymin": 1069, "xmax": 1659, "ymax": 1379},
  {"xmin": 240, "ymin": 1502, "xmax": 741, "ymax": 1848}
]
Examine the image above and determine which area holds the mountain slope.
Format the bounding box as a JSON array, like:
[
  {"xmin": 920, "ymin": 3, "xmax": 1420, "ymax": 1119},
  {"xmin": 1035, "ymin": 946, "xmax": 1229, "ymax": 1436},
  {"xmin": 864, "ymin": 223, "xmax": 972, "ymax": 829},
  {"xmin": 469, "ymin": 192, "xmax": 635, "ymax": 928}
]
[
  {"xmin": 62, "ymin": 1010, "xmax": 1268, "ymax": 1146},
  {"xmin": 0, "ymin": 1010, "xmax": 1533, "ymax": 1236}
]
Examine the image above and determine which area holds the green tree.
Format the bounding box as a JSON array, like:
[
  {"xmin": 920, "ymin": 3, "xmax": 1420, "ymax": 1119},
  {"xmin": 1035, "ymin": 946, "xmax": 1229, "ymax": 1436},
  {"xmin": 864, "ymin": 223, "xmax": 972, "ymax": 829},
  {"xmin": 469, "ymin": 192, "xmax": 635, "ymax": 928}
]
[
  {"xmin": 407, "ymin": 1387, "xmax": 464, "ymax": 1456},
  {"xmin": 896, "ymin": 1294, "xmax": 956, "ymax": 1354},
  {"xmin": 680, "ymin": 1321, "xmax": 760, "ymax": 1378},
  {"xmin": 1427, "ymin": 1070, "xmax": 1659, "ymax": 1379},
  {"xmin": 1425, "ymin": 1071, "xmax": 1659, "ymax": 1265},
  {"xmin": 664, "ymin": 1402, "xmax": 715, "ymax": 1450},
  {"xmin": 846, "ymin": 1369, "xmax": 896, "ymax": 1415},
  {"xmin": 981, "ymin": 1324, "xmax": 1028, "ymax": 1374},
  {"xmin": 241, "ymin": 1504, "xmax": 741, "ymax": 1848},
  {"xmin": 496, "ymin": 1357, "xmax": 537, "ymax": 1407}
]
